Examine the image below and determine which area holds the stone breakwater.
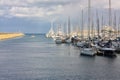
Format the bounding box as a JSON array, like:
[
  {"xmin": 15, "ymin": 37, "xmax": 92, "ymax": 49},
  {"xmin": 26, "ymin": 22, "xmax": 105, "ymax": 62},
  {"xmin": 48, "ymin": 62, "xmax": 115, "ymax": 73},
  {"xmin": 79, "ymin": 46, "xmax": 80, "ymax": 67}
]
[{"xmin": 0, "ymin": 33, "xmax": 24, "ymax": 40}]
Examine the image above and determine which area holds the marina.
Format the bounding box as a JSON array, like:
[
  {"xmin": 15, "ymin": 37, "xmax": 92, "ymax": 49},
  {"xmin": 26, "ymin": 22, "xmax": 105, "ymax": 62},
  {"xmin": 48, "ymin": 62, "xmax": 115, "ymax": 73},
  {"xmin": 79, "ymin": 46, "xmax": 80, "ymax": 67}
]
[
  {"xmin": 46, "ymin": 0, "xmax": 120, "ymax": 57},
  {"xmin": 0, "ymin": 0, "xmax": 120, "ymax": 80},
  {"xmin": 0, "ymin": 34, "xmax": 120, "ymax": 80}
]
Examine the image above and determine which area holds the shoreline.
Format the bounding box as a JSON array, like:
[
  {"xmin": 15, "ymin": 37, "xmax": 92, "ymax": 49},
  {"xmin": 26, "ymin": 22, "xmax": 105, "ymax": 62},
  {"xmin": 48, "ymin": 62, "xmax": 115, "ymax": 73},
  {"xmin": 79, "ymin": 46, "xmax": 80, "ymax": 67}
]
[{"xmin": 0, "ymin": 33, "xmax": 24, "ymax": 40}]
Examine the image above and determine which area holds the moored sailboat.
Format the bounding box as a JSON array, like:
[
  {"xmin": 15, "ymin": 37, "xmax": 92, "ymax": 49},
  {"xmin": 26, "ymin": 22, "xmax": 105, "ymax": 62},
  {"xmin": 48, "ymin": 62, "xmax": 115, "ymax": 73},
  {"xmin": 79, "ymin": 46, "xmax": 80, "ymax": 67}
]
[
  {"xmin": 46, "ymin": 21, "xmax": 55, "ymax": 38},
  {"xmin": 54, "ymin": 26, "xmax": 65, "ymax": 44},
  {"xmin": 80, "ymin": 0, "xmax": 96, "ymax": 56},
  {"xmin": 96, "ymin": 0, "xmax": 117, "ymax": 57}
]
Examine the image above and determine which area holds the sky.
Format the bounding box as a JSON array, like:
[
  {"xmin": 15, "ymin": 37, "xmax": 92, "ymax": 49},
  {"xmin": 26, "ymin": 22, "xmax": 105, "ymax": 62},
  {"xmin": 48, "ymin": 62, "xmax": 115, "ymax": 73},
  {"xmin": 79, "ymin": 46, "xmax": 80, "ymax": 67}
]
[{"xmin": 0, "ymin": 0, "xmax": 120, "ymax": 33}]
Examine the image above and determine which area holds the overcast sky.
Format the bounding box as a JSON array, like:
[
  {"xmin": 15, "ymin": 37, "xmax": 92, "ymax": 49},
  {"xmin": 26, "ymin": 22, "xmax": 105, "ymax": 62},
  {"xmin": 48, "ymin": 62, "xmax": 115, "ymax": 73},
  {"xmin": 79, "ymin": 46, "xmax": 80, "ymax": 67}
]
[{"xmin": 0, "ymin": 0, "xmax": 119, "ymax": 33}]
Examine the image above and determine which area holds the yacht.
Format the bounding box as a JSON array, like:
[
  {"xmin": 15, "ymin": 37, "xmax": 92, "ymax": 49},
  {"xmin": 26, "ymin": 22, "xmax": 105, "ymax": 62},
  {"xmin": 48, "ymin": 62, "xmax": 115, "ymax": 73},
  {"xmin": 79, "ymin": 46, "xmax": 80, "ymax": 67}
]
[
  {"xmin": 46, "ymin": 21, "xmax": 55, "ymax": 38},
  {"xmin": 46, "ymin": 26, "xmax": 55, "ymax": 38},
  {"xmin": 80, "ymin": 42, "xmax": 96, "ymax": 56}
]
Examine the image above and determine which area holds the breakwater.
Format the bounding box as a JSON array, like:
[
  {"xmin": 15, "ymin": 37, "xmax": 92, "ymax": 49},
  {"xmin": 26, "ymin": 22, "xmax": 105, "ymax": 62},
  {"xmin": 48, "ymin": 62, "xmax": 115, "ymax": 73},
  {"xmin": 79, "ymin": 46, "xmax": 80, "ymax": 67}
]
[{"xmin": 0, "ymin": 33, "xmax": 24, "ymax": 40}]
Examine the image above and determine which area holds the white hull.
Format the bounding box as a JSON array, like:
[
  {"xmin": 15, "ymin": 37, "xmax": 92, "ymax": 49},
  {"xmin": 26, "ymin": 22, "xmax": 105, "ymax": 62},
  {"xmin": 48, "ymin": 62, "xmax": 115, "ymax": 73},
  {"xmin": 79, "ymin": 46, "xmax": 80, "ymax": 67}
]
[
  {"xmin": 100, "ymin": 48, "xmax": 115, "ymax": 51},
  {"xmin": 46, "ymin": 34, "xmax": 55, "ymax": 38},
  {"xmin": 46, "ymin": 26, "xmax": 55, "ymax": 38},
  {"xmin": 65, "ymin": 38, "xmax": 71, "ymax": 43},
  {"xmin": 76, "ymin": 41, "xmax": 84, "ymax": 47},
  {"xmin": 55, "ymin": 39, "xmax": 62, "ymax": 44},
  {"xmin": 80, "ymin": 48, "xmax": 96, "ymax": 56},
  {"xmin": 54, "ymin": 36, "xmax": 63, "ymax": 44}
]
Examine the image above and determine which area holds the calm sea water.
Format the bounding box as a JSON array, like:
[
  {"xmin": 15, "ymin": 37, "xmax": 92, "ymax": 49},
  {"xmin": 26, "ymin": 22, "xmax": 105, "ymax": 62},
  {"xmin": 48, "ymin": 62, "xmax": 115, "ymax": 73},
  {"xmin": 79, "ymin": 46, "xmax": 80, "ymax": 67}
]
[{"xmin": 0, "ymin": 34, "xmax": 120, "ymax": 80}]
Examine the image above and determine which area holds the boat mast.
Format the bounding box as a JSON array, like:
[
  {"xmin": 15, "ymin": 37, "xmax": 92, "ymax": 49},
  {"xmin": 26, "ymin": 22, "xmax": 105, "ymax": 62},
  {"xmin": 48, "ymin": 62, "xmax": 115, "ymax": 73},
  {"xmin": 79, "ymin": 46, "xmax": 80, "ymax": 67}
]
[
  {"xmin": 108, "ymin": 0, "xmax": 112, "ymax": 39},
  {"xmin": 96, "ymin": 10, "xmax": 100, "ymax": 38},
  {"xmin": 91, "ymin": 17, "xmax": 94, "ymax": 38},
  {"xmin": 57, "ymin": 24, "xmax": 61, "ymax": 36},
  {"xmin": 109, "ymin": 0, "xmax": 112, "ymax": 26},
  {"xmin": 118, "ymin": 17, "xmax": 120, "ymax": 37},
  {"xmin": 50, "ymin": 20, "xmax": 54, "ymax": 32},
  {"xmin": 113, "ymin": 12, "xmax": 117, "ymax": 37},
  {"xmin": 81, "ymin": 9, "xmax": 84, "ymax": 39},
  {"xmin": 68, "ymin": 16, "xmax": 71, "ymax": 37},
  {"xmin": 101, "ymin": 13, "xmax": 104, "ymax": 28},
  {"xmin": 88, "ymin": 0, "xmax": 91, "ymax": 39}
]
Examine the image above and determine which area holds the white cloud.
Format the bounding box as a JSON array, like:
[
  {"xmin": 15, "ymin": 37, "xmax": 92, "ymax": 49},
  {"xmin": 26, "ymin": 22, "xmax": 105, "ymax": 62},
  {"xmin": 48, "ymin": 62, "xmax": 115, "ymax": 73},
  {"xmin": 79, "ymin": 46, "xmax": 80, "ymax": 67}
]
[
  {"xmin": 0, "ymin": 0, "xmax": 27, "ymax": 6},
  {"xmin": 0, "ymin": 0, "xmax": 119, "ymax": 19},
  {"xmin": 84, "ymin": 0, "xmax": 120, "ymax": 9},
  {"xmin": 9, "ymin": 7, "xmax": 45, "ymax": 17}
]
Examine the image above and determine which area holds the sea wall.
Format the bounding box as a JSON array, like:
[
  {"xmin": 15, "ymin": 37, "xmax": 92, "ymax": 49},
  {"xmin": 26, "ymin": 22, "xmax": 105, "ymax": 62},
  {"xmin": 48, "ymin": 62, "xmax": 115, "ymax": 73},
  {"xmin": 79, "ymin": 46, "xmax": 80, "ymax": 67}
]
[{"xmin": 0, "ymin": 33, "xmax": 24, "ymax": 40}]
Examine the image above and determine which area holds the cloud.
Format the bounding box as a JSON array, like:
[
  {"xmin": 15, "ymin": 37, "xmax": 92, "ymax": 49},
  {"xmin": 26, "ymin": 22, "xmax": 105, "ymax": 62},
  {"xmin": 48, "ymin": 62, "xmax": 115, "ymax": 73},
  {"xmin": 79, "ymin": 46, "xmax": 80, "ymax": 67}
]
[
  {"xmin": 0, "ymin": 0, "xmax": 119, "ymax": 19},
  {"xmin": 9, "ymin": 7, "xmax": 45, "ymax": 17},
  {"xmin": 0, "ymin": 0, "xmax": 27, "ymax": 7},
  {"xmin": 0, "ymin": 10, "xmax": 4, "ymax": 15},
  {"xmin": 0, "ymin": 0, "xmax": 120, "ymax": 33}
]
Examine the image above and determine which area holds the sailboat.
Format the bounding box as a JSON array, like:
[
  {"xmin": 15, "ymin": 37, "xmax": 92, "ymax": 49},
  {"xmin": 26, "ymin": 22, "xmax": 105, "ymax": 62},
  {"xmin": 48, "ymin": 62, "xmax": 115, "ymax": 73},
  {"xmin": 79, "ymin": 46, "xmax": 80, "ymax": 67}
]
[
  {"xmin": 111, "ymin": 13, "xmax": 120, "ymax": 53},
  {"xmin": 64, "ymin": 17, "xmax": 72, "ymax": 43},
  {"xmin": 96, "ymin": 0, "xmax": 116, "ymax": 57},
  {"xmin": 54, "ymin": 25, "xmax": 65, "ymax": 44},
  {"xmin": 46, "ymin": 21, "xmax": 55, "ymax": 38},
  {"xmin": 77, "ymin": 10, "xmax": 85, "ymax": 47},
  {"xmin": 80, "ymin": 0, "xmax": 96, "ymax": 56}
]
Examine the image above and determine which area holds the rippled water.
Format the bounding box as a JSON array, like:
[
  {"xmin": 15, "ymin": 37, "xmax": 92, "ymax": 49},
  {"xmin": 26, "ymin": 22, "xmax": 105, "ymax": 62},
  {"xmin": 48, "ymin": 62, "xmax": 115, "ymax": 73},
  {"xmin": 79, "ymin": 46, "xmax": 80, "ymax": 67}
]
[{"xmin": 0, "ymin": 34, "xmax": 120, "ymax": 80}]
